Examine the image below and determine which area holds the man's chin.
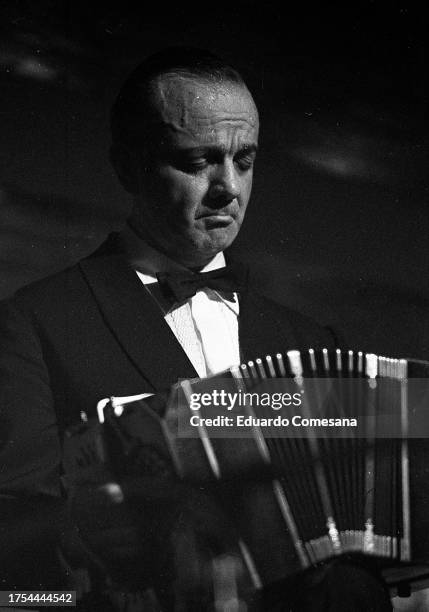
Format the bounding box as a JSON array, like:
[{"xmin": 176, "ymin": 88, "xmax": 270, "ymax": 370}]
[
  {"xmin": 201, "ymin": 230, "xmax": 236, "ymax": 255},
  {"xmin": 177, "ymin": 231, "xmax": 236, "ymax": 267}
]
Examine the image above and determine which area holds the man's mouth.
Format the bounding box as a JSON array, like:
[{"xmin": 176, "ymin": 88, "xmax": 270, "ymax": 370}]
[
  {"xmin": 200, "ymin": 213, "xmax": 234, "ymax": 227},
  {"xmin": 197, "ymin": 206, "xmax": 236, "ymax": 220}
]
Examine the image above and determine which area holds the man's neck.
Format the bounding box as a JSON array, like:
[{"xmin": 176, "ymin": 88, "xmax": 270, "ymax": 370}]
[{"xmin": 117, "ymin": 223, "xmax": 226, "ymax": 279}]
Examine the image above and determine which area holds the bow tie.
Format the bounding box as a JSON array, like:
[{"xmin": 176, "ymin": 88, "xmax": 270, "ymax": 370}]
[{"xmin": 156, "ymin": 261, "xmax": 249, "ymax": 304}]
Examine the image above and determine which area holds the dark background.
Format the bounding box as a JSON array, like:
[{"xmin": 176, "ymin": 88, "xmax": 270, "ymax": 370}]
[{"xmin": 1, "ymin": 1, "xmax": 428, "ymax": 359}]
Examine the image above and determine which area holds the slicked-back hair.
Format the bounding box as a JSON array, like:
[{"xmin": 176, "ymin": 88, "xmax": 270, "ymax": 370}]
[{"xmin": 110, "ymin": 46, "xmax": 247, "ymax": 152}]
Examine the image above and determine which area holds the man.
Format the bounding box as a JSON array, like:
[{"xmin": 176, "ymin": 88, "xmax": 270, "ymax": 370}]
[{"xmin": 0, "ymin": 47, "xmax": 391, "ymax": 610}]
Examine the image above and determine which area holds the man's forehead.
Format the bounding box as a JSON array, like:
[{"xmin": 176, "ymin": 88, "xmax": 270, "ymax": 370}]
[{"xmin": 149, "ymin": 74, "xmax": 259, "ymax": 133}]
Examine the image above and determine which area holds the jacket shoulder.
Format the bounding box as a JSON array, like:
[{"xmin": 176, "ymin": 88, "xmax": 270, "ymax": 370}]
[{"xmin": 4, "ymin": 254, "xmax": 126, "ymax": 315}]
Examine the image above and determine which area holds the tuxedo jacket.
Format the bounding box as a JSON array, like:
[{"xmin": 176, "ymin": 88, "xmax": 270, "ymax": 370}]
[
  {"xmin": 0, "ymin": 250, "xmax": 339, "ymax": 591},
  {"xmin": 0, "ymin": 251, "xmax": 337, "ymax": 499}
]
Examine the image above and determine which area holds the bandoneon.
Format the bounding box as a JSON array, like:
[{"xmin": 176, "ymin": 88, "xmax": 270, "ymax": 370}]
[{"xmin": 63, "ymin": 348, "xmax": 429, "ymax": 597}]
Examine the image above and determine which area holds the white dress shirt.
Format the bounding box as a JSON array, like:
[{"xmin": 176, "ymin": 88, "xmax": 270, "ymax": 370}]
[{"xmin": 119, "ymin": 226, "xmax": 241, "ymax": 378}]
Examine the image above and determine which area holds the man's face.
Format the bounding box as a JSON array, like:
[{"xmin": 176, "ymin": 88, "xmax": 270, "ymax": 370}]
[{"xmin": 129, "ymin": 75, "xmax": 259, "ymax": 267}]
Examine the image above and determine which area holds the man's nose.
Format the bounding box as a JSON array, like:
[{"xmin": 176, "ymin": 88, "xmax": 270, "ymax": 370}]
[{"xmin": 208, "ymin": 161, "xmax": 240, "ymax": 201}]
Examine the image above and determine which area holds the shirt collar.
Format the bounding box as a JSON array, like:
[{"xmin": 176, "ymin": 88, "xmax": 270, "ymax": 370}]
[
  {"xmin": 117, "ymin": 224, "xmax": 227, "ymax": 283},
  {"xmin": 117, "ymin": 225, "xmax": 238, "ymax": 315}
]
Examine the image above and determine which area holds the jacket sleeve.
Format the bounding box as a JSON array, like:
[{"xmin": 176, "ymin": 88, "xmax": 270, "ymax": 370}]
[
  {"xmin": 0, "ymin": 296, "xmax": 62, "ymax": 497},
  {"xmin": 0, "ymin": 296, "xmax": 66, "ymax": 588}
]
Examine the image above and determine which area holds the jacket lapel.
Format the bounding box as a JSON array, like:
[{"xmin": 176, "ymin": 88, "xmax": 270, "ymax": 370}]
[
  {"xmin": 79, "ymin": 254, "xmax": 198, "ymax": 391},
  {"xmin": 238, "ymin": 289, "xmax": 298, "ymax": 362},
  {"xmin": 238, "ymin": 286, "xmax": 335, "ymax": 362}
]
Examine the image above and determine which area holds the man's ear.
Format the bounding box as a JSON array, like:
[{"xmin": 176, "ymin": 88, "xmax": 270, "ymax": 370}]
[{"xmin": 109, "ymin": 143, "xmax": 141, "ymax": 194}]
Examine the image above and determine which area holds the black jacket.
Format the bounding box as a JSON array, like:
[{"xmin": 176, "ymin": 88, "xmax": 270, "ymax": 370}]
[{"xmin": 0, "ymin": 251, "xmax": 336, "ymax": 592}]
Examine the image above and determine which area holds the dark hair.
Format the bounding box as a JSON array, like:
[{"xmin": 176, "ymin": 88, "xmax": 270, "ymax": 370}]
[{"xmin": 110, "ymin": 46, "xmax": 247, "ymax": 150}]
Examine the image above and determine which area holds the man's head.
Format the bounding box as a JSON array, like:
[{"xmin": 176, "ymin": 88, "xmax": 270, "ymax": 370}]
[{"xmin": 110, "ymin": 47, "xmax": 259, "ymax": 268}]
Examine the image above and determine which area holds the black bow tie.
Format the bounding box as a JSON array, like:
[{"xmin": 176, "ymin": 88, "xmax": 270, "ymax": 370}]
[{"xmin": 156, "ymin": 261, "xmax": 249, "ymax": 304}]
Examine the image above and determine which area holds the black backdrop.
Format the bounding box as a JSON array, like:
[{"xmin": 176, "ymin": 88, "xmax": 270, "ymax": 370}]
[{"xmin": 1, "ymin": 1, "xmax": 428, "ymax": 358}]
